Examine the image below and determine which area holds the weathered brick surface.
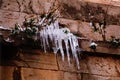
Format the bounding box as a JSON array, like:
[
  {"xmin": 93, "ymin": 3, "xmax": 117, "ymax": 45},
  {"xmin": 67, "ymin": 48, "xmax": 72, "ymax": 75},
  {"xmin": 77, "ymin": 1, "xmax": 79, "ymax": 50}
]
[
  {"xmin": 63, "ymin": 72, "xmax": 81, "ymax": 80},
  {"xmin": 59, "ymin": 18, "xmax": 120, "ymax": 41},
  {"xmin": 83, "ymin": 0, "xmax": 120, "ymax": 7},
  {"xmin": 21, "ymin": 67, "xmax": 81, "ymax": 80},
  {"xmin": 0, "ymin": 0, "xmax": 120, "ymax": 26},
  {"xmin": 59, "ymin": 18, "xmax": 103, "ymax": 40},
  {"xmin": 82, "ymin": 73, "xmax": 120, "ymax": 80},
  {"xmin": 1, "ymin": 55, "xmax": 120, "ymax": 80},
  {"xmin": 0, "ymin": 0, "xmax": 58, "ymax": 14},
  {"xmin": 1, "ymin": 0, "xmax": 120, "ymax": 14},
  {"xmin": 11, "ymin": 50, "xmax": 58, "ymax": 70},
  {"xmin": 59, "ymin": 0, "xmax": 120, "ymax": 25},
  {"xmin": 0, "ymin": 9, "xmax": 120, "ymax": 41},
  {"xmin": 1, "ymin": 13, "xmax": 120, "ymax": 45},
  {"xmin": 57, "ymin": 53, "xmax": 78, "ymax": 72},
  {"xmin": 0, "ymin": 0, "xmax": 120, "ymax": 40},
  {"xmin": 58, "ymin": 54, "xmax": 120, "ymax": 77},
  {"xmin": 0, "ymin": 0, "xmax": 120, "ymax": 80},
  {"xmin": 0, "ymin": 66, "xmax": 14, "ymax": 80},
  {"xmin": 57, "ymin": 53, "xmax": 89, "ymax": 73},
  {"xmin": 85, "ymin": 56, "xmax": 120, "ymax": 77},
  {"xmin": 21, "ymin": 68, "xmax": 63, "ymax": 80},
  {"xmin": 0, "ymin": 0, "xmax": 19, "ymax": 11},
  {"xmin": 0, "ymin": 9, "xmax": 37, "ymax": 28}
]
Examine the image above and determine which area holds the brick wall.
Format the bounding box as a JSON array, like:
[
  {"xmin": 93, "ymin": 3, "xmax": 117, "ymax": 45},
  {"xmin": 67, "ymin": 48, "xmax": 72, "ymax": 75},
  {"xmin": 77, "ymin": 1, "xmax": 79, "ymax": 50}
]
[
  {"xmin": 1, "ymin": 50, "xmax": 120, "ymax": 80},
  {"xmin": 0, "ymin": 0, "xmax": 120, "ymax": 80}
]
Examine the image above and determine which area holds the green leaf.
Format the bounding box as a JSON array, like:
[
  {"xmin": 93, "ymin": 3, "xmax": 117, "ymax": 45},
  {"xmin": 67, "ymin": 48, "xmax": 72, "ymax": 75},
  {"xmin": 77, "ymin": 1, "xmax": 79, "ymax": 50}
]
[
  {"xmin": 15, "ymin": 23, "xmax": 19, "ymax": 30},
  {"xmin": 23, "ymin": 20, "xmax": 29, "ymax": 27}
]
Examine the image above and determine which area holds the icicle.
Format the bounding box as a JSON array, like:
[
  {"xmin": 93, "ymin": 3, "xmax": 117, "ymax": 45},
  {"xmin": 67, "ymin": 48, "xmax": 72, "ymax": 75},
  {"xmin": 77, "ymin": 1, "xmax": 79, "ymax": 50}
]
[
  {"xmin": 72, "ymin": 36, "xmax": 80, "ymax": 69},
  {"xmin": 73, "ymin": 50, "xmax": 80, "ymax": 69},
  {"xmin": 68, "ymin": 34, "xmax": 80, "ymax": 69},
  {"xmin": 43, "ymin": 29, "xmax": 47, "ymax": 53},
  {"xmin": 53, "ymin": 20, "xmax": 59, "ymax": 29},
  {"xmin": 52, "ymin": 31, "xmax": 59, "ymax": 54},
  {"xmin": 38, "ymin": 16, "xmax": 81, "ymax": 69},
  {"xmin": 58, "ymin": 37, "xmax": 65, "ymax": 61},
  {"xmin": 64, "ymin": 38, "xmax": 71, "ymax": 65},
  {"xmin": 44, "ymin": 28, "xmax": 49, "ymax": 48},
  {"xmin": 39, "ymin": 31, "xmax": 43, "ymax": 48}
]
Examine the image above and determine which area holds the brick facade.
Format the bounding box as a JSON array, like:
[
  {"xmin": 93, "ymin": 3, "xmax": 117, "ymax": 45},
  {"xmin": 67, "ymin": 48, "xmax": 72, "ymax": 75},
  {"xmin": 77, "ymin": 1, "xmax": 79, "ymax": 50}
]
[{"xmin": 0, "ymin": 0, "xmax": 120, "ymax": 80}]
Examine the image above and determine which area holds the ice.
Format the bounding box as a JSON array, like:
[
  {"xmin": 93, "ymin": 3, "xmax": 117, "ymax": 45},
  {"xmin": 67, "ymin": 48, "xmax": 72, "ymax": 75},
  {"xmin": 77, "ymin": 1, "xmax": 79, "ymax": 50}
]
[
  {"xmin": 0, "ymin": 14, "xmax": 81, "ymax": 69},
  {"xmin": 58, "ymin": 38, "xmax": 65, "ymax": 61},
  {"xmin": 64, "ymin": 39, "xmax": 70, "ymax": 65},
  {"xmin": 39, "ymin": 17, "xmax": 46, "ymax": 25},
  {"xmin": 38, "ymin": 19, "xmax": 80, "ymax": 69}
]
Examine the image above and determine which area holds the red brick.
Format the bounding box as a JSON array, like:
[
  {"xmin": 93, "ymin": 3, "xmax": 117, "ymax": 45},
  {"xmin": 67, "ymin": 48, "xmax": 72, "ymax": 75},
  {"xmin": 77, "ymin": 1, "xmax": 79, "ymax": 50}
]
[{"xmin": 12, "ymin": 50, "xmax": 58, "ymax": 70}]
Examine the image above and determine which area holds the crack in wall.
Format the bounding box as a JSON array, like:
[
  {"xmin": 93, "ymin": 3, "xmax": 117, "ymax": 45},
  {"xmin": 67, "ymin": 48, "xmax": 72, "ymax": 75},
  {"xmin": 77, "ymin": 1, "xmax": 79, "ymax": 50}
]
[
  {"xmin": 28, "ymin": 0, "xmax": 36, "ymax": 14},
  {"xmin": 16, "ymin": 0, "xmax": 21, "ymax": 12},
  {"xmin": 13, "ymin": 67, "xmax": 22, "ymax": 80},
  {"xmin": 0, "ymin": 0, "xmax": 3, "ymax": 8},
  {"xmin": 115, "ymin": 65, "xmax": 120, "ymax": 77}
]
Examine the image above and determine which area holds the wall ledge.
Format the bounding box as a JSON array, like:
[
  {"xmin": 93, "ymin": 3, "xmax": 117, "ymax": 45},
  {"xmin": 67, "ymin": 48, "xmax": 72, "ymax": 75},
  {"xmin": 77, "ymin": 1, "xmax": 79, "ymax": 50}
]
[
  {"xmin": 82, "ymin": 0, "xmax": 120, "ymax": 7},
  {"xmin": 80, "ymin": 40, "xmax": 120, "ymax": 55}
]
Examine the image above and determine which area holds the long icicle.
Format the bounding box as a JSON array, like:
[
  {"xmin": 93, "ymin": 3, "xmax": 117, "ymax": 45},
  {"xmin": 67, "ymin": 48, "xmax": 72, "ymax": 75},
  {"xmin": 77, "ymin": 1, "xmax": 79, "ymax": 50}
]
[{"xmin": 64, "ymin": 39, "xmax": 71, "ymax": 65}]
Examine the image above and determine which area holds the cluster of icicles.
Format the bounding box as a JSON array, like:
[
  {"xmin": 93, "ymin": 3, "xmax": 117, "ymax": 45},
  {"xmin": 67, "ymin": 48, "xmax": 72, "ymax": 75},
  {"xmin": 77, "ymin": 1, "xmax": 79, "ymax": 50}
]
[
  {"xmin": 0, "ymin": 19, "xmax": 81, "ymax": 69},
  {"xmin": 38, "ymin": 20, "xmax": 80, "ymax": 69}
]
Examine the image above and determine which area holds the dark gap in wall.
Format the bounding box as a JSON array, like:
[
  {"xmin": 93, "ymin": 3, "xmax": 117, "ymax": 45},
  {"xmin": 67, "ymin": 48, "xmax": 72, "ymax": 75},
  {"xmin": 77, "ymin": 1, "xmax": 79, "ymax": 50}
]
[
  {"xmin": 0, "ymin": 0, "xmax": 3, "ymax": 8},
  {"xmin": 80, "ymin": 51, "xmax": 120, "ymax": 59},
  {"xmin": 13, "ymin": 67, "xmax": 22, "ymax": 80}
]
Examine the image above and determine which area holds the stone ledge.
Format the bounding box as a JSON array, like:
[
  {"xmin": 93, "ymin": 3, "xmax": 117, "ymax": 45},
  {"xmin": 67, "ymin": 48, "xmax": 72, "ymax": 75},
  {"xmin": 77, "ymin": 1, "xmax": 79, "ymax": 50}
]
[
  {"xmin": 80, "ymin": 40, "xmax": 120, "ymax": 55},
  {"xmin": 81, "ymin": 73, "xmax": 120, "ymax": 80},
  {"xmin": 83, "ymin": 0, "xmax": 120, "ymax": 7}
]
